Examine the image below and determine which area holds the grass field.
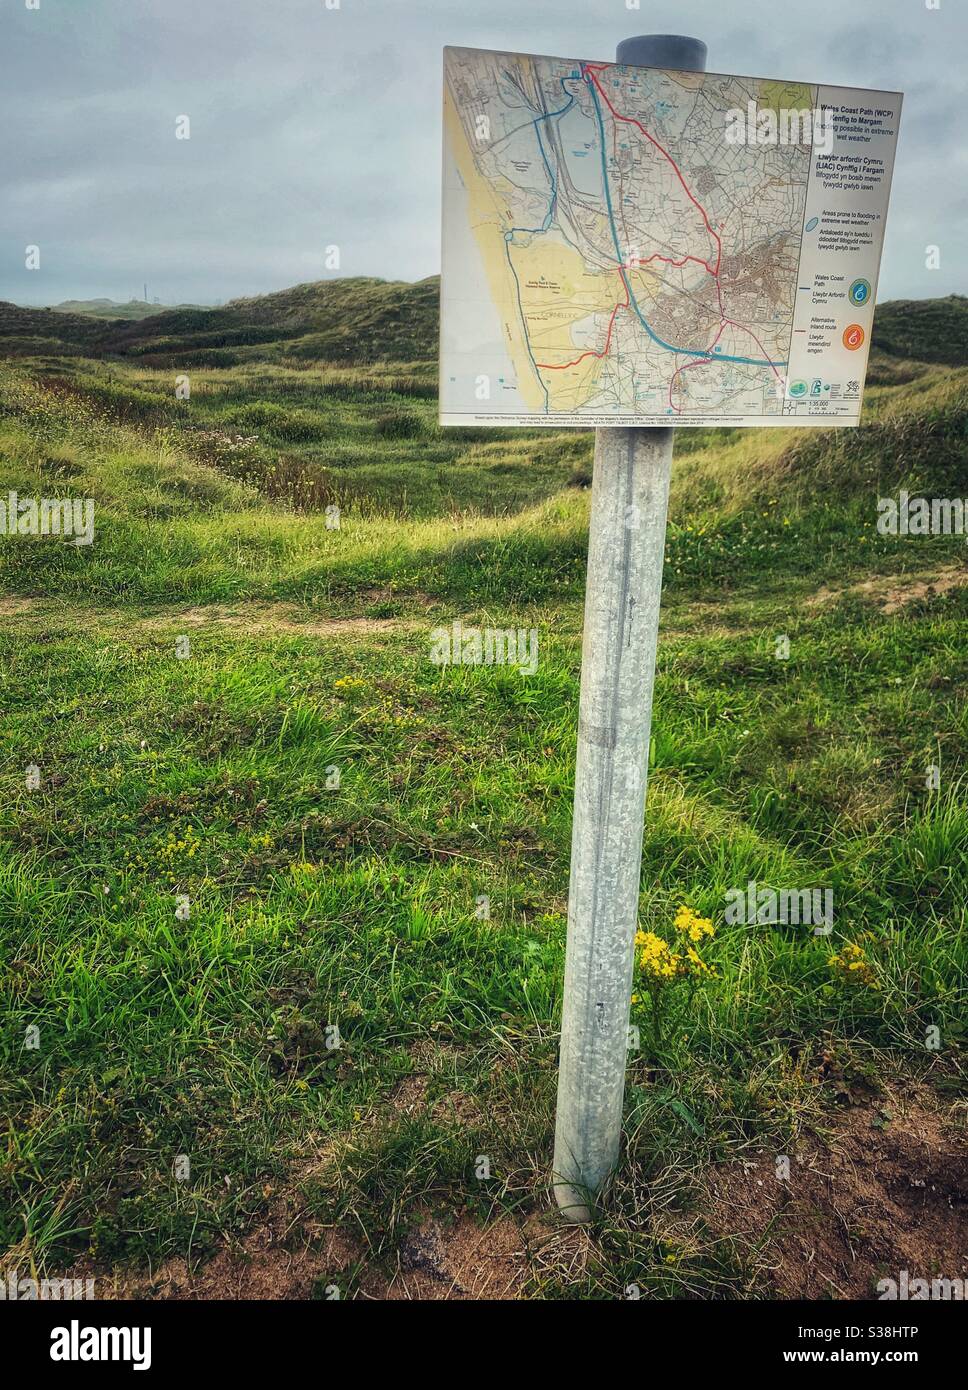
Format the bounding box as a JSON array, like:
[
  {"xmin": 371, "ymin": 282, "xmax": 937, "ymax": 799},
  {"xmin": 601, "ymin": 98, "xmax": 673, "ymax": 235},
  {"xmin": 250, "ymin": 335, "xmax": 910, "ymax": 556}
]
[{"xmin": 1, "ymin": 300, "xmax": 966, "ymax": 1298}]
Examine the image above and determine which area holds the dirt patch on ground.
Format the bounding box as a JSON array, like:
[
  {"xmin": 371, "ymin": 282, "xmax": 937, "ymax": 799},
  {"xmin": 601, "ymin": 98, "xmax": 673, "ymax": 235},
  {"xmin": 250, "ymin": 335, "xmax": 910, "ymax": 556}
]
[
  {"xmin": 382, "ymin": 1040, "xmax": 486, "ymax": 1130},
  {"xmin": 702, "ymin": 1084, "xmax": 968, "ymax": 1299},
  {"xmin": 0, "ymin": 595, "xmax": 429, "ymax": 636},
  {"xmin": 121, "ymin": 1202, "xmax": 589, "ymax": 1302},
  {"xmin": 379, "ymin": 1213, "xmax": 529, "ymax": 1300},
  {"xmin": 87, "ymin": 1043, "xmax": 527, "ymax": 1300},
  {"xmin": 87, "ymin": 1203, "xmax": 566, "ymax": 1302},
  {"xmin": 126, "ymin": 1223, "xmax": 361, "ymax": 1302},
  {"xmin": 807, "ymin": 565, "xmax": 968, "ymax": 615},
  {"xmin": 0, "ymin": 596, "xmax": 49, "ymax": 617},
  {"xmin": 72, "ymin": 1080, "xmax": 965, "ymax": 1301},
  {"xmin": 138, "ymin": 603, "xmax": 418, "ymax": 637}
]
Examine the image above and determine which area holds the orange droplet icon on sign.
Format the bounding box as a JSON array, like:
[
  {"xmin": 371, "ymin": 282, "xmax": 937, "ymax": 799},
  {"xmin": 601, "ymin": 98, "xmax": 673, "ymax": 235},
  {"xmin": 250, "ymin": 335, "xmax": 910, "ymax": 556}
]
[{"xmin": 843, "ymin": 324, "xmax": 865, "ymax": 351}]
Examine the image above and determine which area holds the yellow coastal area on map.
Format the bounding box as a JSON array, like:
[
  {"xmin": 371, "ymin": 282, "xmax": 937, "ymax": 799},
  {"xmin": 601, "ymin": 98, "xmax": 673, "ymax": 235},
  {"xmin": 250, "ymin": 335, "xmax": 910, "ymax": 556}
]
[{"xmin": 444, "ymin": 73, "xmax": 655, "ymax": 413}]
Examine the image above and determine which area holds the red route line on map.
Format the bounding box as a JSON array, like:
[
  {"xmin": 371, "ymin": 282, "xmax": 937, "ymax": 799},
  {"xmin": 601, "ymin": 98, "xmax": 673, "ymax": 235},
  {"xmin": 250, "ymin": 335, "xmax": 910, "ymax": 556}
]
[
  {"xmin": 584, "ymin": 62, "xmax": 723, "ymax": 277},
  {"xmin": 629, "ymin": 252, "xmax": 717, "ymax": 274},
  {"xmin": 668, "ymin": 316, "xmax": 785, "ymax": 412},
  {"xmin": 531, "ymin": 64, "xmax": 785, "ymax": 391},
  {"xmin": 535, "ymin": 272, "xmax": 630, "ymax": 370}
]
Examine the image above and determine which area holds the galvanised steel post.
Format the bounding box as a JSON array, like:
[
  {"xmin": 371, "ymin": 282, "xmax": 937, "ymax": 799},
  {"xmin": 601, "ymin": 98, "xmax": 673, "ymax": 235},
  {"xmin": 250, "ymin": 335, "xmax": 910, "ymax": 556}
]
[{"xmin": 553, "ymin": 34, "xmax": 708, "ymax": 1221}]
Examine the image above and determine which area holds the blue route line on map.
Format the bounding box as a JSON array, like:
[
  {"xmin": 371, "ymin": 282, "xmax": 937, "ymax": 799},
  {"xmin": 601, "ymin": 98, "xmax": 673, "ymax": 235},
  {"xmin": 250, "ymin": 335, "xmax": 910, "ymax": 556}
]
[
  {"xmin": 582, "ymin": 67, "xmax": 786, "ymax": 371},
  {"xmin": 499, "ymin": 67, "xmax": 785, "ymax": 415}
]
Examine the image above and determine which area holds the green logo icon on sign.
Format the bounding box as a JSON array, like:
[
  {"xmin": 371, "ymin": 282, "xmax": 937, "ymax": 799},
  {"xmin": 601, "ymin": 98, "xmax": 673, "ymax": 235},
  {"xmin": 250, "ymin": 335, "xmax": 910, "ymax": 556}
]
[{"xmin": 849, "ymin": 279, "xmax": 872, "ymax": 306}]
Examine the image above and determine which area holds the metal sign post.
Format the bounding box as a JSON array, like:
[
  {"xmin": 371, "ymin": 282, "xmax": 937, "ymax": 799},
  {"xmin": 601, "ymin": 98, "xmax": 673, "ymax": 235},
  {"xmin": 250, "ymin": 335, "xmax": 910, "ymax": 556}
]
[{"xmin": 553, "ymin": 33, "xmax": 708, "ymax": 1221}]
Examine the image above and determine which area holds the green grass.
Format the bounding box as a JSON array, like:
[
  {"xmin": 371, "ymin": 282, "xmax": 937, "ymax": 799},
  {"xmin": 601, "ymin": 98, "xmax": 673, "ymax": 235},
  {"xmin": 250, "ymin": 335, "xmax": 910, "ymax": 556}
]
[
  {"xmin": 0, "ymin": 343, "xmax": 966, "ymax": 1297},
  {"xmin": 51, "ymin": 300, "xmax": 209, "ymax": 322},
  {"xmin": 871, "ymin": 295, "xmax": 968, "ymax": 367},
  {"xmin": 5, "ymin": 278, "xmax": 968, "ymax": 372},
  {"xmin": 1, "ymin": 276, "xmax": 443, "ymax": 365}
]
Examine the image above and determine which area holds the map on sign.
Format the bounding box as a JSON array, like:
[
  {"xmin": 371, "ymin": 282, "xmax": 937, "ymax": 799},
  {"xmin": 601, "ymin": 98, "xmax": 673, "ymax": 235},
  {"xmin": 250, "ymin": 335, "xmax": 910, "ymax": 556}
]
[{"xmin": 440, "ymin": 47, "xmax": 902, "ymax": 428}]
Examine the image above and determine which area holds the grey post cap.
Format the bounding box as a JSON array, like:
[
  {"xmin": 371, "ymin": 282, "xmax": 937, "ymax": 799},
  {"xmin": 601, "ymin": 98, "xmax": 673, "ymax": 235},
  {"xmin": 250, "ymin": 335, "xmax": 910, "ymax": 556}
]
[{"xmin": 615, "ymin": 35, "xmax": 708, "ymax": 72}]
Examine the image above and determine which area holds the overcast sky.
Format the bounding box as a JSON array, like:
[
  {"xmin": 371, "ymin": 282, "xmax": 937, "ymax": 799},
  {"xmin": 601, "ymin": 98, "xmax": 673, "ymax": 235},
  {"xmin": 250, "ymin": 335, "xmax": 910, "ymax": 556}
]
[{"xmin": 2, "ymin": 0, "xmax": 964, "ymax": 306}]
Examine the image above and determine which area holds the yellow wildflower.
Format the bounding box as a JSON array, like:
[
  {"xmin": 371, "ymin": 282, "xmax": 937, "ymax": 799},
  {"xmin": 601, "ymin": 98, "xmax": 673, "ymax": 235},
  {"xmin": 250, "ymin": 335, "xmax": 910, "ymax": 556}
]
[
  {"xmin": 828, "ymin": 941, "xmax": 877, "ymax": 986},
  {"xmin": 674, "ymin": 905, "xmax": 715, "ymax": 942},
  {"xmin": 638, "ymin": 931, "xmax": 684, "ymax": 980}
]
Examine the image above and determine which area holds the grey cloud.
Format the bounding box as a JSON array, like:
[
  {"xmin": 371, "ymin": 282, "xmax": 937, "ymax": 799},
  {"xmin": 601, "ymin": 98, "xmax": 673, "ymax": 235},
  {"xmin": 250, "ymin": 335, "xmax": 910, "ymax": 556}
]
[{"xmin": 1, "ymin": 0, "xmax": 963, "ymax": 305}]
